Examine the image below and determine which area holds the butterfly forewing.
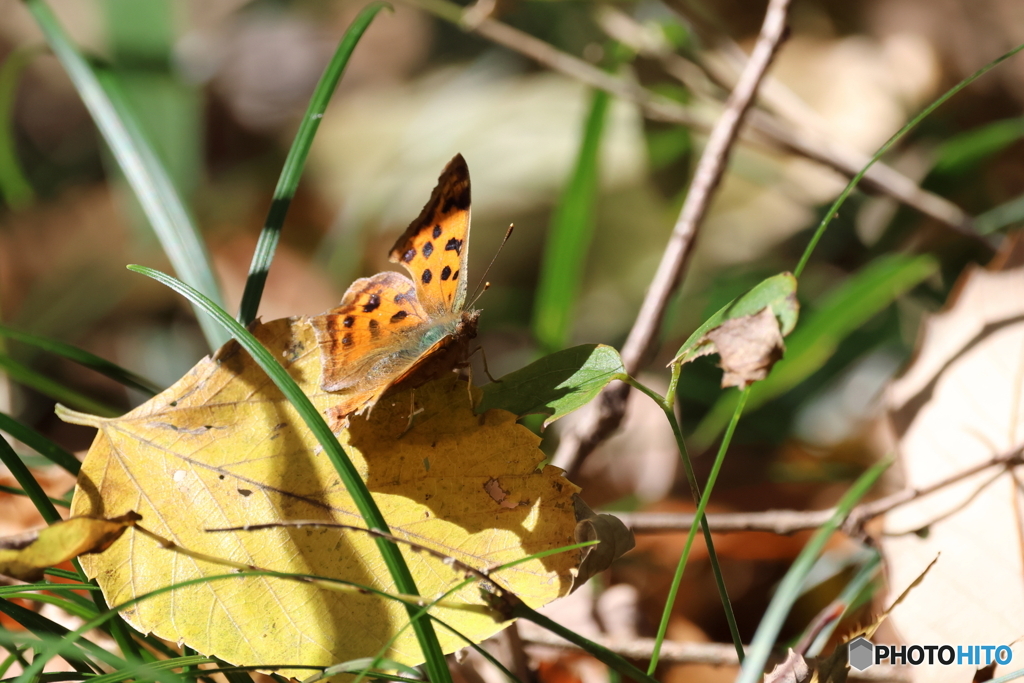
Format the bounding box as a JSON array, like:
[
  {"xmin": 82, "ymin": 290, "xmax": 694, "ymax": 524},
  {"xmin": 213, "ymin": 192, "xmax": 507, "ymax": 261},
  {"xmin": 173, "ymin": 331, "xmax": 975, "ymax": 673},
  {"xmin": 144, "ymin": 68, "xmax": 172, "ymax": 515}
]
[{"xmin": 389, "ymin": 154, "xmax": 471, "ymax": 319}]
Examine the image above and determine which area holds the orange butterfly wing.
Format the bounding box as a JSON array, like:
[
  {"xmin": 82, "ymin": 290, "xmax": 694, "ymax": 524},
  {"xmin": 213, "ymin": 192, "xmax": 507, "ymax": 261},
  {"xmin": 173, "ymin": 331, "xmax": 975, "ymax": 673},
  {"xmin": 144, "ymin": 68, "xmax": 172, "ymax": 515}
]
[
  {"xmin": 388, "ymin": 154, "xmax": 471, "ymax": 317},
  {"xmin": 313, "ymin": 154, "xmax": 478, "ymax": 419}
]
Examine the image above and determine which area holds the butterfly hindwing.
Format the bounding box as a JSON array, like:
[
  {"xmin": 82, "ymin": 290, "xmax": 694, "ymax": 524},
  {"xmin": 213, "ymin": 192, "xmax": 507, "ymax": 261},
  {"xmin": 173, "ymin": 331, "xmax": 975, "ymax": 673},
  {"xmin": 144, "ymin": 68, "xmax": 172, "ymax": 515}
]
[
  {"xmin": 314, "ymin": 271, "xmax": 431, "ymax": 397},
  {"xmin": 389, "ymin": 154, "xmax": 471, "ymax": 319}
]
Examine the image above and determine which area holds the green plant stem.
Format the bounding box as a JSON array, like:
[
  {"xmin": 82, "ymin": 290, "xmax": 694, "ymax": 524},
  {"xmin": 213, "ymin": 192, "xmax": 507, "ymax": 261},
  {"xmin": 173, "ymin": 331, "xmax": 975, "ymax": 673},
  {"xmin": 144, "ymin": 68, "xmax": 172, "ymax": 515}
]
[
  {"xmin": 624, "ymin": 377, "xmax": 743, "ymax": 664},
  {"xmin": 650, "ymin": 386, "xmax": 749, "ymax": 671},
  {"xmin": 129, "ymin": 265, "xmax": 452, "ymax": 683},
  {"xmin": 237, "ymin": 2, "xmax": 389, "ymax": 325},
  {"xmin": 735, "ymin": 460, "xmax": 890, "ymax": 683},
  {"xmin": 793, "ymin": 41, "xmax": 1024, "ymax": 278}
]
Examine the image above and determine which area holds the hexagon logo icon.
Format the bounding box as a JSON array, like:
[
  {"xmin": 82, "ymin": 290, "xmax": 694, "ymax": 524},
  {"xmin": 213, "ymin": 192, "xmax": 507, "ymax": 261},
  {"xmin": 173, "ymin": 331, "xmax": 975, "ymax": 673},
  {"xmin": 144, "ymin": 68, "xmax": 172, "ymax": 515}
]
[{"xmin": 848, "ymin": 637, "xmax": 874, "ymax": 671}]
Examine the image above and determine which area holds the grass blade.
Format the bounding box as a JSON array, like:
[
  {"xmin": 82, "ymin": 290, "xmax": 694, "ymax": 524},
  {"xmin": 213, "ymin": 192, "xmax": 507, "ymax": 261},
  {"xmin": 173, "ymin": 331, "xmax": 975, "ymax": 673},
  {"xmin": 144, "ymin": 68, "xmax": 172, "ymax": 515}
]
[
  {"xmin": 532, "ymin": 89, "xmax": 610, "ymax": 352},
  {"xmin": 794, "ymin": 41, "xmax": 1024, "ymax": 278},
  {"xmin": 0, "ymin": 45, "xmax": 42, "ymax": 209},
  {"xmin": 23, "ymin": 0, "xmax": 228, "ymax": 349},
  {"xmin": 0, "ymin": 410, "xmax": 80, "ymax": 474},
  {"xmin": 0, "ymin": 323, "xmax": 161, "ymax": 396},
  {"xmin": 0, "ymin": 352, "xmax": 120, "ymax": 417},
  {"xmin": 237, "ymin": 2, "xmax": 390, "ymax": 325},
  {"xmin": 735, "ymin": 460, "xmax": 889, "ymax": 683},
  {"xmin": 128, "ymin": 264, "xmax": 452, "ymax": 683}
]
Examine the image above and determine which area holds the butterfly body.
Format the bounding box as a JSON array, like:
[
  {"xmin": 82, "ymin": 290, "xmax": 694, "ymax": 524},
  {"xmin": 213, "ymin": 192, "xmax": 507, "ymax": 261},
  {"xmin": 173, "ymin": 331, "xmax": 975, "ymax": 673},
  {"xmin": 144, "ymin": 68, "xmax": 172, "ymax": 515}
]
[{"xmin": 313, "ymin": 154, "xmax": 479, "ymax": 420}]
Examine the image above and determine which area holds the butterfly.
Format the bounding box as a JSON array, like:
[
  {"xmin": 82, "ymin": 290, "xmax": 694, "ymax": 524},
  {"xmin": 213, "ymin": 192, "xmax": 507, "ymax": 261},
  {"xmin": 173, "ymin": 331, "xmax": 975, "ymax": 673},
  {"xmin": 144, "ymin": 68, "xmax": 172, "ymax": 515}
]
[{"xmin": 312, "ymin": 154, "xmax": 480, "ymax": 422}]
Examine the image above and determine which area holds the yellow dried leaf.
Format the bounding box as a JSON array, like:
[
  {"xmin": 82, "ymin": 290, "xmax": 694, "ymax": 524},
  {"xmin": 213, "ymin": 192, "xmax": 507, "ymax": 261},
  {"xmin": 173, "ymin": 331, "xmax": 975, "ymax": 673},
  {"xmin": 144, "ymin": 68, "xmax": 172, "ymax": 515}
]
[
  {"xmin": 0, "ymin": 512, "xmax": 139, "ymax": 582},
  {"xmin": 65, "ymin": 316, "xmax": 581, "ymax": 676}
]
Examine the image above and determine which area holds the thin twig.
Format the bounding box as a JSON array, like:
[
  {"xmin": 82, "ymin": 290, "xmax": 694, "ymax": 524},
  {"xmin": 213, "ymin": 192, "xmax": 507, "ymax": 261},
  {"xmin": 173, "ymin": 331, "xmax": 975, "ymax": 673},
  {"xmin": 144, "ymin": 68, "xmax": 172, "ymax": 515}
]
[
  {"xmin": 552, "ymin": 0, "xmax": 792, "ymax": 474},
  {"xmin": 615, "ymin": 444, "xmax": 1024, "ymax": 535},
  {"xmin": 595, "ymin": 7, "xmax": 978, "ymax": 240},
  {"xmin": 411, "ymin": 0, "xmax": 972, "ymax": 233},
  {"xmin": 521, "ymin": 632, "xmax": 909, "ymax": 681}
]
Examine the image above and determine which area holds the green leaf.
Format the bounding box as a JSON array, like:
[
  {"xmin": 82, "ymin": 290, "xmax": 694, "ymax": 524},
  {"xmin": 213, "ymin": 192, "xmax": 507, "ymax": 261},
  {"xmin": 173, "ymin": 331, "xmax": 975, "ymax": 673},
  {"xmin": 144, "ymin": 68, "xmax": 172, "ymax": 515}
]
[
  {"xmin": 532, "ymin": 88, "xmax": 610, "ymax": 352},
  {"xmin": 691, "ymin": 254, "xmax": 938, "ymax": 449},
  {"xmin": 477, "ymin": 344, "xmax": 626, "ymax": 426},
  {"xmin": 24, "ymin": 0, "xmax": 227, "ymax": 349},
  {"xmin": 237, "ymin": 2, "xmax": 390, "ymax": 325},
  {"xmin": 671, "ymin": 272, "xmax": 798, "ymax": 365}
]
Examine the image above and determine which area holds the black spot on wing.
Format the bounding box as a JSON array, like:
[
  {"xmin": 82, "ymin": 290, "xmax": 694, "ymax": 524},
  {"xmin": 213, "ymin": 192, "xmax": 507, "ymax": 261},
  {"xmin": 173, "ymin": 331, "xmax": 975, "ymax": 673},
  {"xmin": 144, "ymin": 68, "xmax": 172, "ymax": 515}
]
[
  {"xmin": 441, "ymin": 266, "xmax": 452, "ymax": 281},
  {"xmin": 363, "ymin": 294, "xmax": 381, "ymax": 313},
  {"xmin": 433, "ymin": 225, "xmax": 442, "ymax": 238},
  {"xmin": 422, "ymin": 269, "xmax": 433, "ymax": 284},
  {"xmin": 341, "ymin": 334, "xmax": 353, "ymax": 346},
  {"xmin": 369, "ymin": 319, "xmax": 380, "ymax": 337},
  {"xmin": 390, "ymin": 310, "xmax": 408, "ymax": 323},
  {"xmin": 452, "ymin": 270, "xmax": 459, "ymax": 281},
  {"xmin": 402, "ymin": 248, "xmax": 416, "ymax": 263},
  {"xmin": 423, "ymin": 242, "xmax": 434, "ymax": 258},
  {"xmin": 445, "ymin": 238, "xmax": 463, "ymax": 255},
  {"xmin": 343, "ymin": 316, "xmax": 354, "ymax": 328}
]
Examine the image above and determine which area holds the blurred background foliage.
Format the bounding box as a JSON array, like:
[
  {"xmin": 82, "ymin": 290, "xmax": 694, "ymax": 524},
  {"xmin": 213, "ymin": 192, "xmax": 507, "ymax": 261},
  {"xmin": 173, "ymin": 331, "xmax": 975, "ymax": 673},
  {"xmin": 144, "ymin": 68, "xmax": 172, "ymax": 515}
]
[{"xmin": 1, "ymin": 0, "xmax": 1023, "ymax": 675}]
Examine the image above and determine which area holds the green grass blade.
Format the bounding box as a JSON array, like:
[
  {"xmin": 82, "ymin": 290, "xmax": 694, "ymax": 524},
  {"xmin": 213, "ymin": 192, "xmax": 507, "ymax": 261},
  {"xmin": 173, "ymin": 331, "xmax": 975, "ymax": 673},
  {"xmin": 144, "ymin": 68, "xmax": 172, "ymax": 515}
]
[
  {"xmin": 511, "ymin": 602, "xmax": 659, "ymax": 683},
  {"xmin": 0, "ymin": 428, "xmax": 61, "ymax": 524},
  {"xmin": 0, "ymin": 323, "xmax": 161, "ymax": 395},
  {"xmin": 237, "ymin": 2, "xmax": 390, "ymax": 325},
  {"xmin": 691, "ymin": 254, "xmax": 937, "ymax": 449},
  {"xmin": 0, "ymin": 484, "xmax": 69, "ymax": 507},
  {"xmin": 794, "ymin": 41, "xmax": 1024, "ymax": 278},
  {"xmin": 23, "ymin": 0, "xmax": 228, "ymax": 349},
  {"xmin": 0, "ymin": 45, "xmax": 42, "ymax": 209},
  {"xmin": 931, "ymin": 116, "xmax": 1024, "ymax": 177},
  {"xmin": 0, "ymin": 601, "xmax": 99, "ymax": 674},
  {"xmin": 128, "ymin": 264, "xmax": 452, "ymax": 683},
  {"xmin": 0, "ymin": 352, "xmax": 120, "ymax": 417},
  {"xmin": 0, "ymin": 410, "xmax": 80, "ymax": 474},
  {"xmin": 532, "ymin": 89, "xmax": 610, "ymax": 352},
  {"xmin": 735, "ymin": 460, "xmax": 889, "ymax": 683},
  {"xmin": 976, "ymin": 190, "xmax": 1024, "ymax": 234}
]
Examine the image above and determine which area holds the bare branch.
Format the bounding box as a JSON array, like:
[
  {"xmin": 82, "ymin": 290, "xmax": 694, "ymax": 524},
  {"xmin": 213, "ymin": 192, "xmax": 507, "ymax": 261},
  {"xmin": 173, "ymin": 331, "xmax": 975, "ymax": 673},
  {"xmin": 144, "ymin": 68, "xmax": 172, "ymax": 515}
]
[
  {"xmin": 413, "ymin": 0, "xmax": 973, "ymax": 233},
  {"xmin": 616, "ymin": 444, "xmax": 1024, "ymax": 535},
  {"xmin": 553, "ymin": 0, "xmax": 792, "ymax": 473}
]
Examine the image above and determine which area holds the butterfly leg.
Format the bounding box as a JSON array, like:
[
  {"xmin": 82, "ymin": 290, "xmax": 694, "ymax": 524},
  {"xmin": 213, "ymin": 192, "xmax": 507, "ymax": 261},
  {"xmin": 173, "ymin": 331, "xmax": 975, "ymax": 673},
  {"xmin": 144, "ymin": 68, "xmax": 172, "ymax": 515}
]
[
  {"xmin": 471, "ymin": 345, "xmax": 501, "ymax": 383},
  {"xmin": 399, "ymin": 389, "xmax": 425, "ymax": 438}
]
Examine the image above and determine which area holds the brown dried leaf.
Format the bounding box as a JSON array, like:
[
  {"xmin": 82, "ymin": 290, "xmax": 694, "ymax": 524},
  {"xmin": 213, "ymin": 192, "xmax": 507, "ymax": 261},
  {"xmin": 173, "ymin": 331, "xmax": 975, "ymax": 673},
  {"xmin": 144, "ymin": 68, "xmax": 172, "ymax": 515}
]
[
  {"xmin": 881, "ymin": 239, "xmax": 1024, "ymax": 683},
  {"xmin": 705, "ymin": 306, "xmax": 786, "ymax": 388},
  {"xmin": 766, "ymin": 649, "xmax": 811, "ymax": 683}
]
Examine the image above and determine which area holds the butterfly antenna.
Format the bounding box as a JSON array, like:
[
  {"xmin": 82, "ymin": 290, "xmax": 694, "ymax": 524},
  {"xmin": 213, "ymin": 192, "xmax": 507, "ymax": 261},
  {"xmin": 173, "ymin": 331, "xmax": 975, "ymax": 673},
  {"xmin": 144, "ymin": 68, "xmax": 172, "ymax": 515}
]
[{"xmin": 469, "ymin": 223, "xmax": 514, "ymax": 307}]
